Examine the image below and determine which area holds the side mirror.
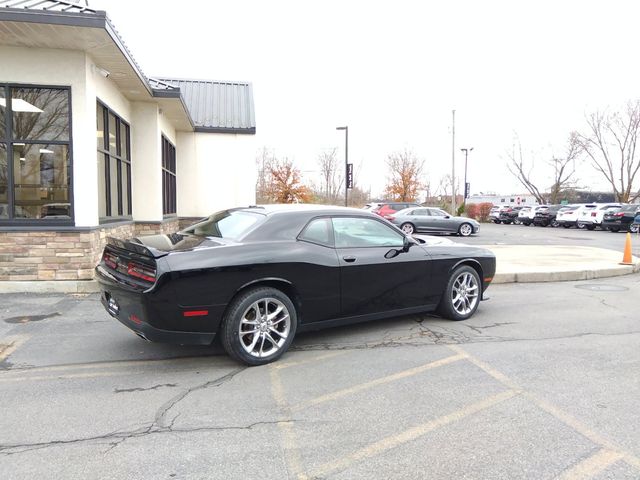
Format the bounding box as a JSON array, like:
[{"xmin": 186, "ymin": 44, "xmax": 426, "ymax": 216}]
[{"xmin": 402, "ymin": 236, "xmax": 412, "ymax": 253}]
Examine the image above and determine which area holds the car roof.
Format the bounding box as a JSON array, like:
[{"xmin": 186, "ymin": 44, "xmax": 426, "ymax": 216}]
[{"xmin": 238, "ymin": 204, "xmax": 360, "ymax": 216}]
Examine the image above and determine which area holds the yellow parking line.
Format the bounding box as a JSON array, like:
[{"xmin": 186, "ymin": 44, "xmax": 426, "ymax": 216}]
[
  {"xmin": 302, "ymin": 389, "xmax": 518, "ymax": 480},
  {"xmin": 274, "ymin": 351, "xmax": 346, "ymax": 370},
  {"xmin": 447, "ymin": 345, "xmax": 640, "ymax": 474},
  {"xmin": 270, "ymin": 365, "xmax": 305, "ymax": 478},
  {"xmin": 0, "ymin": 335, "xmax": 29, "ymax": 362},
  {"xmin": 291, "ymin": 353, "xmax": 466, "ymax": 412},
  {"xmin": 555, "ymin": 449, "xmax": 624, "ymax": 480}
]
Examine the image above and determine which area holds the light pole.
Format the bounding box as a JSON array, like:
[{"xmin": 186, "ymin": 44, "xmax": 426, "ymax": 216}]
[
  {"xmin": 460, "ymin": 147, "xmax": 473, "ymax": 202},
  {"xmin": 451, "ymin": 110, "xmax": 456, "ymax": 214},
  {"xmin": 336, "ymin": 126, "xmax": 348, "ymax": 206}
]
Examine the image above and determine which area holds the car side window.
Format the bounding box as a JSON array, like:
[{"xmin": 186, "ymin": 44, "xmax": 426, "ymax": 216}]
[
  {"xmin": 429, "ymin": 209, "xmax": 446, "ymax": 217},
  {"xmin": 413, "ymin": 209, "xmax": 428, "ymax": 216},
  {"xmin": 298, "ymin": 217, "xmax": 333, "ymax": 247},
  {"xmin": 332, "ymin": 217, "xmax": 404, "ymax": 248}
]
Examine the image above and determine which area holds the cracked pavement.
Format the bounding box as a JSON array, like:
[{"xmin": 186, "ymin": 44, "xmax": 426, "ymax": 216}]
[{"xmin": 1, "ymin": 272, "xmax": 640, "ymax": 479}]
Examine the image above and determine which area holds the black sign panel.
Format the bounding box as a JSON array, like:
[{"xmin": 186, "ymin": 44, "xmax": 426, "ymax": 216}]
[{"xmin": 347, "ymin": 163, "xmax": 354, "ymax": 189}]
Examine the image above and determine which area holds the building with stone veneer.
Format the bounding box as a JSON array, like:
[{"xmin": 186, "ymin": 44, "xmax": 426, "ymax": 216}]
[{"xmin": 0, "ymin": 0, "xmax": 256, "ymax": 290}]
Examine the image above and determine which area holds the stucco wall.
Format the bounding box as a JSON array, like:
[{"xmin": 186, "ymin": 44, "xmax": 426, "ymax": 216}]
[{"xmin": 176, "ymin": 132, "xmax": 256, "ymax": 217}]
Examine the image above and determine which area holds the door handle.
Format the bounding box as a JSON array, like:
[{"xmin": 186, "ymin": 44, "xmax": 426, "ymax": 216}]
[{"xmin": 342, "ymin": 255, "xmax": 356, "ymax": 263}]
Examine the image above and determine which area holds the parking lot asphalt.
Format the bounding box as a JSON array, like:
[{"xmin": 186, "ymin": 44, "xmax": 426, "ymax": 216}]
[{"xmin": 1, "ymin": 273, "xmax": 640, "ymax": 479}]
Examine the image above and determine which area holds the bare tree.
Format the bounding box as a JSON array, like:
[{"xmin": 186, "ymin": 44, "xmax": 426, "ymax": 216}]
[
  {"xmin": 506, "ymin": 138, "xmax": 546, "ymax": 204},
  {"xmin": 255, "ymin": 147, "xmax": 275, "ymax": 204},
  {"xmin": 547, "ymin": 132, "xmax": 582, "ymax": 204},
  {"xmin": 383, "ymin": 148, "xmax": 425, "ymax": 202},
  {"xmin": 316, "ymin": 148, "xmax": 343, "ymax": 204},
  {"xmin": 577, "ymin": 101, "xmax": 640, "ymax": 202}
]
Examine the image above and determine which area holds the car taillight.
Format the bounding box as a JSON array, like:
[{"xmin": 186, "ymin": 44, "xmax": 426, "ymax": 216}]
[
  {"xmin": 387, "ymin": 215, "xmax": 395, "ymax": 221},
  {"xmin": 591, "ymin": 212, "xmax": 596, "ymax": 217},
  {"xmin": 615, "ymin": 212, "xmax": 624, "ymax": 217},
  {"xmin": 127, "ymin": 261, "xmax": 156, "ymax": 283},
  {"xmin": 103, "ymin": 251, "xmax": 117, "ymax": 269}
]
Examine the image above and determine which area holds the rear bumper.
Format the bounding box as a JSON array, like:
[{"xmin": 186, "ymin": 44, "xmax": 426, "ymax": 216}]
[{"xmin": 95, "ymin": 266, "xmax": 215, "ymax": 346}]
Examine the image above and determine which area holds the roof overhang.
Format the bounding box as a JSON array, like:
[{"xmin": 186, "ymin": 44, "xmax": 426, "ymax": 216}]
[{"xmin": 0, "ymin": 7, "xmax": 194, "ymax": 130}]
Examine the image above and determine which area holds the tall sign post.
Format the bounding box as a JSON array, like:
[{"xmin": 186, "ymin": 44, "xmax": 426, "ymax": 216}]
[{"xmin": 336, "ymin": 126, "xmax": 349, "ymax": 206}]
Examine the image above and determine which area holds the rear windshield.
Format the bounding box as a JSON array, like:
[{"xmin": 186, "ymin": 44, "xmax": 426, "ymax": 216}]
[{"xmin": 185, "ymin": 210, "xmax": 263, "ymax": 239}]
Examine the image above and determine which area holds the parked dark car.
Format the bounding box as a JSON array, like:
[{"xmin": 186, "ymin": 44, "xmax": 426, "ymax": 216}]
[
  {"xmin": 388, "ymin": 207, "xmax": 480, "ymax": 236},
  {"xmin": 533, "ymin": 205, "xmax": 563, "ymax": 227},
  {"xmin": 602, "ymin": 204, "xmax": 640, "ymax": 232},
  {"xmin": 373, "ymin": 202, "xmax": 421, "ymax": 219},
  {"xmin": 496, "ymin": 206, "xmax": 524, "ymax": 224},
  {"xmin": 95, "ymin": 205, "xmax": 496, "ymax": 366}
]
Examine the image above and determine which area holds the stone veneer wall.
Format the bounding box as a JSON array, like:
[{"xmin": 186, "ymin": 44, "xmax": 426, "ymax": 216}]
[{"xmin": 0, "ymin": 218, "xmax": 187, "ymax": 282}]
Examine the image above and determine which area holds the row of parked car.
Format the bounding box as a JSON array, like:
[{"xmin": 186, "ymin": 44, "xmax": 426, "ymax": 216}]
[
  {"xmin": 490, "ymin": 203, "xmax": 640, "ymax": 232},
  {"xmin": 363, "ymin": 202, "xmax": 480, "ymax": 236}
]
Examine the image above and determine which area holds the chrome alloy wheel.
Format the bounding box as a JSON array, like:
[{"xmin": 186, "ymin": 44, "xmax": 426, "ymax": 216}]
[
  {"xmin": 238, "ymin": 298, "xmax": 291, "ymax": 358},
  {"xmin": 459, "ymin": 223, "xmax": 473, "ymax": 236},
  {"xmin": 451, "ymin": 271, "xmax": 479, "ymax": 316}
]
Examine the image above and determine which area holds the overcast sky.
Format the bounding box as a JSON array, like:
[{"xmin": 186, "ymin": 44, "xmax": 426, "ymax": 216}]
[{"xmin": 93, "ymin": 0, "xmax": 640, "ymax": 198}]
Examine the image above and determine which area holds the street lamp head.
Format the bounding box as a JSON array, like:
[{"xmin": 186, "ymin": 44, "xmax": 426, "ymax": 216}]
[{"xmin": 336, "ymin": 126, "xmax": 347, "ymax": 131}]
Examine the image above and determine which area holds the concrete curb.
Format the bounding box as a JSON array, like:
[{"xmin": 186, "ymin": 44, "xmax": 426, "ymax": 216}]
[{"xmin": 492, "ymin": 263, "xmax": 640, "ymax": 284}]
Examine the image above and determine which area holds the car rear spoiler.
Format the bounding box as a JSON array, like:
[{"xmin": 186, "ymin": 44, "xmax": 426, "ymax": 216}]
[{"xmin": 105, "ymin": 236, "xmax": 168, "ymax": 259}]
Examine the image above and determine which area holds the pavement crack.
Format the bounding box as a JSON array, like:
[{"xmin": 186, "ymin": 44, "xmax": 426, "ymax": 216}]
[
  {"xmin": 466, "ymin": 322, "xmax": 517, "ymax": 334},
  {"xmin": 0, "ymin": 419, "xmax": 298, "ymax": 456},
  {"xmin": 114, "ymin": 383, "xmax": 177, "ymax": 394},
  {"xmin": 0, "ymin": 368, "xmax": 248, "ymax": 456},
  {"xmin": 153, "ymin": 367, "xmax": 246, "ymax": 429}
]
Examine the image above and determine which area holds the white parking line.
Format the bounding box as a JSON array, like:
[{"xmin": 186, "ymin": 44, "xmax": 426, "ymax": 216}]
[
  {"xmin": 301, "ymin": 389, "xmax": 518, "ymax": 480},
  {"xmin": 291, "ymin": 353, "xmax": 467, "ymax": 412},
  {"xmin": 555, "ymin": 449, "xmax": 624, "ymax": 480},
  {"xmin": 0, "ymin": 335, "xmax": 29, "ymax": 362},
  {"xmin": 447, "ymin": 345, "xmax": 640, "ymax": 474}
]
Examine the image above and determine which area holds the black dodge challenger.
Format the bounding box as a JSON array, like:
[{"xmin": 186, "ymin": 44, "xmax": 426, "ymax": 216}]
[{"xmin": 96, "ymin": 205, "xmax": 496, "ymax": 366}]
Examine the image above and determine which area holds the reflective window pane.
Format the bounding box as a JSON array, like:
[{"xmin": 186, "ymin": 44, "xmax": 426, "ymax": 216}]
[
  {"xmin": 0, "ymin": 91, "xmax": 6, "ymax": 138},
  {"xmin": 11, "ymin": 88, "xmax": 69, "ymax": 141},
  {"xmin": 97, "ymin": 105, "xmax": 105, "ymax": 150},
  {"xmin": 120, "ymin": 122, "xmax": 128, "ymax": 159},
  {"xmin": 108, "ymin": 113, "xmax": 117, "ymax": 154},
  {"xmin": 109, "ymin": 157, "xmax": 119, "ymax": 216},
  {"xmin": 98, "ymin": 152, "xmax": 107, "ymax": 218},
  {"xmin": 13, "ymin": 143, "xmax": 70, "ymax": 219},
  {"xmin": 0, "ymin": 144, "xmax": 7, "ymax": 218},
  {"xmin": 122, "ymin": 162, "xmax": 129, "ymax": 216}
]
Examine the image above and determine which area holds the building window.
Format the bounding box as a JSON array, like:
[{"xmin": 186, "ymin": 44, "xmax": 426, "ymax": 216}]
[
  {"xmin": 0, "ymin": 85, "xmax": 72, "ymax": 223},
  {"xmin": 162, "ymin": 135, "xmax": 176, "ymax": 215},
  {"xmin": 97, "ymin": 101, "xmax": 131, "ymax": 220}
]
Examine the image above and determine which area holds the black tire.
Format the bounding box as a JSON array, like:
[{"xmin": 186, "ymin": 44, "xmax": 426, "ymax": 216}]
[
  {"xmin": 630, "ymin": 224, "xmax": 639, "ymax": 233},
  {"xmin": 562, "ymin": 224, "xmax": 571, "ymax": 228},
  {"xmin": 400, "ymin": 222, "xmax": 415, "ymax": 235},
  {"xmin": 458, "ymin": 222, "xmax": 473, "ymax": 237},
  {"xmin": 586, "ymin": 225, "xmax": 595, "ymax": 231},
  {"xmin": 437, "ymin": 265, "xmax": 481, "ymax": 321},
  {"xmin": 610, "ymin": 227, "xmax": 620, "ymax": 232},
  {"xmin": 220, "ymin": 287, "xmax": 297, "ymax": 366},
  {"xmin": 577, "ymin": 222, "xmax": 586, "ymax": 230},
  {"xmin": 551, "ymin": 219, "xmax": 560, "ymax": 227}
]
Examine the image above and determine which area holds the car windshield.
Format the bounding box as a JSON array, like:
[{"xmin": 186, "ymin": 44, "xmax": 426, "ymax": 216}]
[{"xmin": 185, "ymin": 210, "xmax": 263, "ymax": 239}]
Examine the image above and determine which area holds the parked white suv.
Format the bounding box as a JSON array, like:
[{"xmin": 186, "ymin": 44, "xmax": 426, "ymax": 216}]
[
  {"xmin": 576, "ymin": 203, "xmax": 622, "ymax": 230},
  {"xmin": 556, "ymin": 204, "xmax": 590, "ymax": 228},
  {"xmin": 517, "ymin": 205, "xmax": 544, "ymax": 226}
]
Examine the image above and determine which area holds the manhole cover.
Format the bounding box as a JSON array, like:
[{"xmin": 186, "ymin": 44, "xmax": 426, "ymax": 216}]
[{"xmin": 575, "ymin": 284, "xmax": 629, "ymax": 292}]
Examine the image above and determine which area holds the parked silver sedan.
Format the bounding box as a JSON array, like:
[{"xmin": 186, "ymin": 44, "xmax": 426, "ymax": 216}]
[{"xmin": 388, "ymin": 207, "xmax": 480, "ymax": 237}]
